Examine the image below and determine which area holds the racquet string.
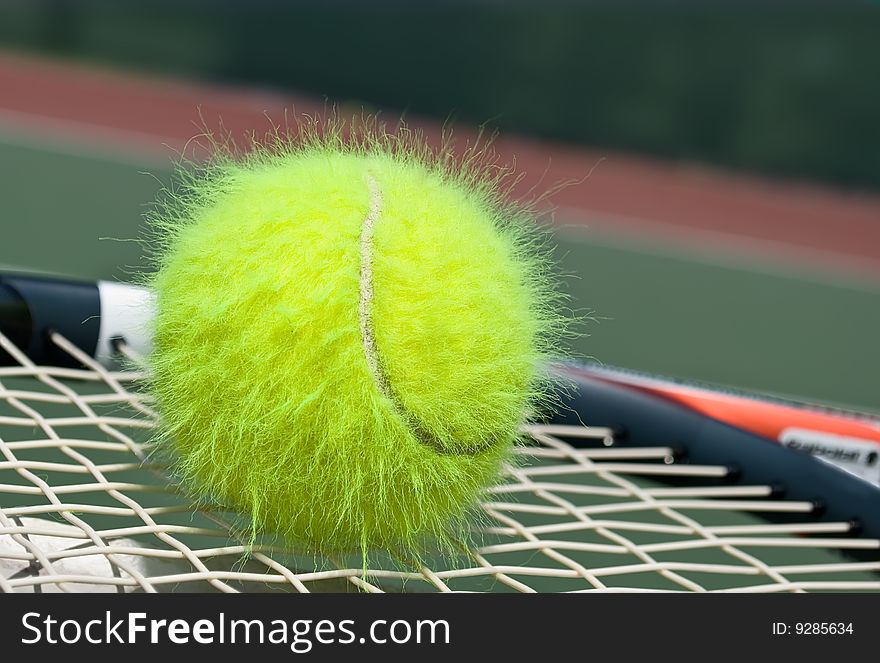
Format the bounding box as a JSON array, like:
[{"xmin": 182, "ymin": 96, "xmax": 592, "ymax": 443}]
[{"xmin": 0, "ymin": 330, "xmax": 878, "ymax": 592}]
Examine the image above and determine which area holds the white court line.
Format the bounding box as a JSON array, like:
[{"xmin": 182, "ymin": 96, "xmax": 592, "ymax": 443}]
[
  {"xmin": 555, "ymin": 206, "xmax": 880, "ymax": 294},
  {"xmin": 2, "ymin": 107, "xmax": 878, "ymax": 294},
  {"xmin": 0, "ymin": 108, "xmax": 175, "ymax": 168}
]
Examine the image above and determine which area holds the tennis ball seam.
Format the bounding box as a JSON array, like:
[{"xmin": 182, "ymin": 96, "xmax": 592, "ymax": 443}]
[{"xmin": 357, "ymin": 173, "xmax": 483, "ymax": 456}]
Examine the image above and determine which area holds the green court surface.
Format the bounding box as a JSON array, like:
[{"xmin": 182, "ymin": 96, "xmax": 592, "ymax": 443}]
[{"xmin": 3, "ymin": 134, "xmax": 879, "ymax": 412}]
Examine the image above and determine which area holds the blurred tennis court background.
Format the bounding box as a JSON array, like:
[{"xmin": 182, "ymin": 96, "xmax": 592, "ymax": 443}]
[{"xmin": 1, "ymin": 2, "xmax": 879, "ymax": 413}]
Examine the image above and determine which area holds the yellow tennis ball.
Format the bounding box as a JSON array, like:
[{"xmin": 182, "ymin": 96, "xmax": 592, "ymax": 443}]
[{"xmin": 148, "ymin": 132, "xmax": 563, "ymax": 554}]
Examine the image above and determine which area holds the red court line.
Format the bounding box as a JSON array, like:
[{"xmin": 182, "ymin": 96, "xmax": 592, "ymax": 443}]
[{"xmin": 1, "ymin": 51, "xmax": 879, "ymax": 273}]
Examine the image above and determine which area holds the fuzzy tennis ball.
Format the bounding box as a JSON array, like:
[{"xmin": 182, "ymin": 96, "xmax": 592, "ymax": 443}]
[{"xmin": 147, "ymin": 129, "xmax": 562, "ymax": 555}]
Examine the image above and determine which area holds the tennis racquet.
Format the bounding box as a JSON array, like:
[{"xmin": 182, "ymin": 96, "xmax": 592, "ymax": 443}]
[{"xmin": 1, "ymin": 272, "xmax": 878, "ymax": 592}]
